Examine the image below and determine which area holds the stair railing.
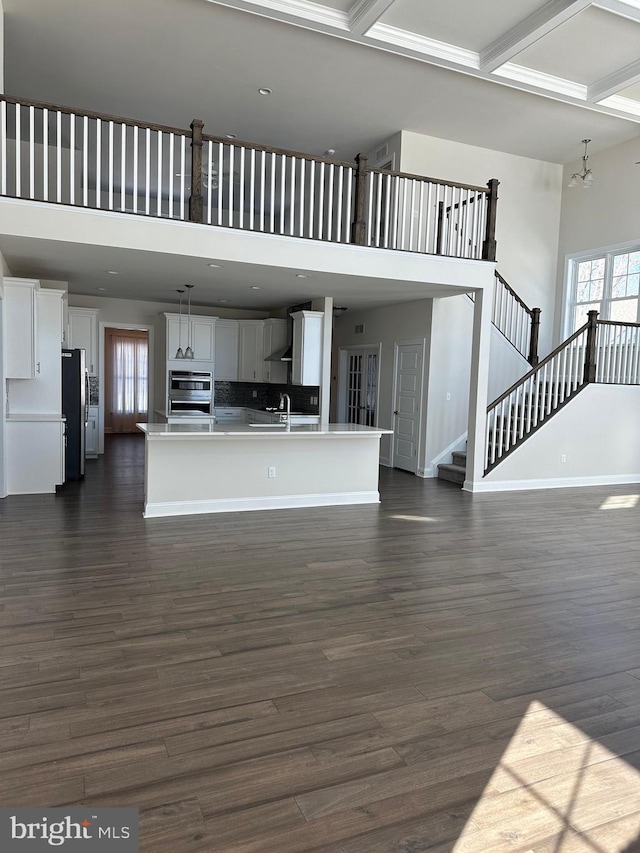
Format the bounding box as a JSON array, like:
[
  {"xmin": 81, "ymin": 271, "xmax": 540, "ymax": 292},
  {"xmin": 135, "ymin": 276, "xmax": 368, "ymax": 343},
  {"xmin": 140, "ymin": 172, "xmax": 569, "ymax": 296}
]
[
  {"xmin": 0, "ymin": 93, "xmax": 498, "ymax": 261},
  {"xmin": 485, "ymin": 312, "xmax": 640, "ymax": 473},
  {"xmin": 485, "ymin": 313, "xmax": 595, "ymax": 472},
  {"xmin": 493, "ymin": 272, "xmax": 541, "ymax": 365}
]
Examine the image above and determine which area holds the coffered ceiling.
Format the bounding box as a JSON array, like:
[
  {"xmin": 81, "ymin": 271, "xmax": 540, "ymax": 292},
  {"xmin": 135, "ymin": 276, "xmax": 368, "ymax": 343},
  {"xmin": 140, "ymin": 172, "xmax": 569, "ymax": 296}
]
[
  {"xmin": 3, "ymin": 0, "xmax": 640, "ymax": 166},
  {"xmin": 207, "ymin": 0, "xmax": 640, "ymax": 121}
]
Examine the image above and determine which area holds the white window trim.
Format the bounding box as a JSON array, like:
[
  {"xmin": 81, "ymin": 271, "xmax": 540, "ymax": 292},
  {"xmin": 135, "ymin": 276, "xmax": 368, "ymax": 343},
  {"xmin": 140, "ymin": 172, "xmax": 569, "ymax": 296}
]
[{"xmin": 563, "ymin": 239, "xmax": 640, "ymax": 338}]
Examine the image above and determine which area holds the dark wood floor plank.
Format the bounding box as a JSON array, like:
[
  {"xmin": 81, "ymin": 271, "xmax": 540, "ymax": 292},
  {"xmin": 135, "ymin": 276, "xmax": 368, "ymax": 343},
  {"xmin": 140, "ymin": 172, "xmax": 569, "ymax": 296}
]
[{"xmin": 1, "ymin": 435, "xmax": 640, "ymax": 852}]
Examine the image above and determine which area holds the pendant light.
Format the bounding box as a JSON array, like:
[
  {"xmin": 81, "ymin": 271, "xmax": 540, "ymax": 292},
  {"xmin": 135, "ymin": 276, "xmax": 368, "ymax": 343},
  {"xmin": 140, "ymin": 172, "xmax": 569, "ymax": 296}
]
[
  {"xmin": 185, "ymin": 284, "xmax": 195, "ymax": 360},
  {"xmin": 175, "ymin": 289, "xmax": 185, "ymax": 359},
  {"xmin": 568, "ymin": 139, "xmax": 594, "ymax": 189}
]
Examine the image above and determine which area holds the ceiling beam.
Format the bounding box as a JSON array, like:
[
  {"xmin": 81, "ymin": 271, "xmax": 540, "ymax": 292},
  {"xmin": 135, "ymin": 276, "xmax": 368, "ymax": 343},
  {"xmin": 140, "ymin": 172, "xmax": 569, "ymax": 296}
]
[
  {"xmin": 480, "ymin": 0, "xmax": 592, "ymax": 72},
  {"xmin": 348, "ymin": 0, "xmax": 397, "ymax": 35},
  {"xmin": 589, "ymin": 58, "xmax": 640, "ymax": 101},
  {"xmin": 594, "ymin": 0, "xmax": 640, "ymax": 24}
]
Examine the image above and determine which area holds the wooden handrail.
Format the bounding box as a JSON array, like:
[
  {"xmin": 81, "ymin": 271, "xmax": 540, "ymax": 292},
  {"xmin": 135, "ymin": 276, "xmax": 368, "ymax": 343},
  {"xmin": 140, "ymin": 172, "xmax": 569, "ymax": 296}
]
[
  {"xmin": 495, "ymin": 271, "xmax": 533, "ymax": 316},
  {"xmin": 201, "ymin": 133, "xmax": 356, "ymax": 170},
  {"xmin": 488, "ymin": 320, "xmax": 590, "ymax": 411},
  {"xmin": 598, "ymin": 319, "xmax": 640, "ymax": 328},
  {"xmin": 0, "ymin": 93, "xmax": 190, "ymax": 138},
  {"xmin": 367, "ymin": 165, "xmax": 488, "ymax": 195},
  {"xmin": 482, "ymin": 178, "xmax": 499, "ymax": 262}
]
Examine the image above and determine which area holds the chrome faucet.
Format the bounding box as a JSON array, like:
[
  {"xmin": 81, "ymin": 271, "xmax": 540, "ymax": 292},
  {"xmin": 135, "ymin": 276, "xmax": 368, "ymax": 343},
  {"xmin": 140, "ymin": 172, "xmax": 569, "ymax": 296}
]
[{"xmin": 279, "ymin": 393, "xmax": 291, "ymax": 429}]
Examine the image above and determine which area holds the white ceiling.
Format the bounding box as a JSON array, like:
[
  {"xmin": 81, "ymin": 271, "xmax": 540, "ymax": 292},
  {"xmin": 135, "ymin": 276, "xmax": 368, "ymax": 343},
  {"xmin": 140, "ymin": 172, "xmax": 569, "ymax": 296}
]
[{"xmin": 3, "ymin": 0, "xmax": 640, "ymax": 310}]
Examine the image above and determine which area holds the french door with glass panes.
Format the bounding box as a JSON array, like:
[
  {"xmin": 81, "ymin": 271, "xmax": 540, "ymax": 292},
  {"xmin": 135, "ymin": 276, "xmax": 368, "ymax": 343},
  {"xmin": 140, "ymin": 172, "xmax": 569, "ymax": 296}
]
[{"xmin": 344, "ymin": 347, "xmax": 379, "ymax": 426}]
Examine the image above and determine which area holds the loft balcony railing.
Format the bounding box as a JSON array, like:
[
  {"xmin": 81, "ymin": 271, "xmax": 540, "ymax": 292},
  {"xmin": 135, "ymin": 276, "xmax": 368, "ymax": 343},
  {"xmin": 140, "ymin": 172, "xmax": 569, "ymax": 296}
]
[{"xmin": 0, "ymin": 95, "xmax": 499, "ymax": 262}]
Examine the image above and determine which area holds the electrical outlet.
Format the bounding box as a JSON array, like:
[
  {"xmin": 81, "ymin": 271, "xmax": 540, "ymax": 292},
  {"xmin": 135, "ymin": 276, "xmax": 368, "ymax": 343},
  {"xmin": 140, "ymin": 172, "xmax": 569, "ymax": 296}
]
[
  {"xmin": 446, "ymin": 392, "xmax": 451, "ymax": 401},
  {"xmin": 560, "ymin": 454, "xmax": 566, "ymax": 463},
  {"xmin": 252, "ymin": 390, "xmax": 258, "ymax": 398},
  {"xmin": 268, "ymin": 466, "xmax": 276, "ymax": 478}
]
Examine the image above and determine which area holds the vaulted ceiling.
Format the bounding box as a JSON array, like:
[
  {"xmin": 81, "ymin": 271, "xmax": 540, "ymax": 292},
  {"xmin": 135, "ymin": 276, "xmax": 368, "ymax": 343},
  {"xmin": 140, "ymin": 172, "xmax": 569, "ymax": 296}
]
[{"xmin": 4, "ymin": 0, "xmax": 640, "ymax": 164}]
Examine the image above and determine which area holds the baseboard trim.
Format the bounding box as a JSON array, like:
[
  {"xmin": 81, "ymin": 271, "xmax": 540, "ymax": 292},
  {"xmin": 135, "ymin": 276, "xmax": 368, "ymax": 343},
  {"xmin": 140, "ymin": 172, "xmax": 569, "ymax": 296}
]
[
  {"xmin": 379, "ymin": 456, "xmax": 391, "ymax": 467},
  {"xmin": 463, "ymin": 474, "xmax": 640, "ymax": 493},
  {"xmin": 143, "ymin": 490, "xmax": 381, "ymax": 518},
  {"xmin": 429, "ymin": 432, "xmax": 468, "ymax": 471}
]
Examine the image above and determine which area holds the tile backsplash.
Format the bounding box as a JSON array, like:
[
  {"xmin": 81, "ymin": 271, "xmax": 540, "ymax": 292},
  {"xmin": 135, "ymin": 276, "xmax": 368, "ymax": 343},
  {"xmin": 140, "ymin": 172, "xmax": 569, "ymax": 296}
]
[
  {"xmin": 88, "ymin": 375, "xmax": 99, "ymax": 406},
  {"xmin": 215, "ymin": 381, "xmax": 319, "ymax": 413}
]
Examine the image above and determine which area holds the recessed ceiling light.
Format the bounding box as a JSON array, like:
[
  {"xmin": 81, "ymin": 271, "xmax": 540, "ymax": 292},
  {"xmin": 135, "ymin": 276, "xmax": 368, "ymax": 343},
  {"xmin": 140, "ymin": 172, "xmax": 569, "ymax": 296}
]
[
  {"xmin": 296, "ymin": 274, "xmax": 310, "ymax": 279},
  {"xmin": 324, "ymin": 149, "xmax": 336, "ymax": 156},
  {"xmin": 258, "ymin": 87, "xmax": 272, "ymax": 96},
  {"xmin": 218, "ymin": 299, "xmax": 229, "ymax": 303},
  {"xmin": 225, "ymin": 133, "xmax": 237, "ymax": 140},
  {"xmin": 208, "ymin": 263, "xmax": 222, "ymax": 268},
  {"xmin": 250, "ymin": 286, "xmax": 262, "ymax": 290},
  {"xmin": 106, "ymin": 270, "xmax": 119, "ymax": 275},
  {"xmin": 97, "ymin": 287, "xmax": 107, "ymax": 292}
]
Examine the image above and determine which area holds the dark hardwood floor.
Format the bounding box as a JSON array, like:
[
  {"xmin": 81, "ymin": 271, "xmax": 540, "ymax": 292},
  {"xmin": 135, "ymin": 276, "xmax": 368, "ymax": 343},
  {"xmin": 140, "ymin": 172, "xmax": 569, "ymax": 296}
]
[{"xmin": 1, "ymin": 434, "xmax": 640, "ymax": 852}]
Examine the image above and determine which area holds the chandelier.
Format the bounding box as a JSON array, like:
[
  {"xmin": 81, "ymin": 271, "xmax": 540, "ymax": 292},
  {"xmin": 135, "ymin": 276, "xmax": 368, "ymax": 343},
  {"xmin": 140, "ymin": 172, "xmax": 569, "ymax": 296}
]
[{"xmin": 568, "ymin": 139, "xmax": 594, "ymax": 189}]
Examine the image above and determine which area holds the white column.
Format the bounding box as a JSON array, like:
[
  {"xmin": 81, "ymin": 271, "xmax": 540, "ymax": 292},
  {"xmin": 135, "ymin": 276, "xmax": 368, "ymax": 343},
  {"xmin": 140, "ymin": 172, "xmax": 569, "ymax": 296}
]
[
  {"xmin": 311, "ymin": 296, "xmax": 333, "ymax": 424},
  {"xmin": 463, "ymin": 285, "xmax": 492, "ymax": 491}
]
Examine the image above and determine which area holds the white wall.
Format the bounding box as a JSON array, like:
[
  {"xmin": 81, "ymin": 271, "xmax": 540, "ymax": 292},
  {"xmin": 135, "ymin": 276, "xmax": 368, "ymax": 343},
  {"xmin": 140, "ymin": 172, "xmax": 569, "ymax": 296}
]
[
  {"xmin": 424, "ymin": 296, "xmax": 473, "ymax": 473},
  {"xmin": 0, "ymin": 0, "xmax": 4, "ymax": 93},
  {"xmin": 555, "ymin": 134, "xmax": 640, "ymax": 342},
  {"xmin": 398, "ymin": 131, "xmax": 563, "ymax": 356},
  {"xmin": 481, "ymin": 384, "xmax": 640, "ymax": 491},
  {"xmin": 331, "ymin": 299, "xmax": 432, "ymax": 466}
]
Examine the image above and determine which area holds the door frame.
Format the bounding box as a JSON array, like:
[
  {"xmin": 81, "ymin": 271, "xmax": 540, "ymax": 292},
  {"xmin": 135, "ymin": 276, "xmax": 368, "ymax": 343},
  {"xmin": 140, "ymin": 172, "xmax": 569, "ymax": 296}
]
[
  {"xmin": 337, "ymin": 343, "xmax": 382, "ymax": 425},
  {"xmin": 389, "ymin": 338, "xmax": 427, "ymax": 471},
  {"xmin": 98, "ymin": 321, "xmax": 155, "ymax": 455}
]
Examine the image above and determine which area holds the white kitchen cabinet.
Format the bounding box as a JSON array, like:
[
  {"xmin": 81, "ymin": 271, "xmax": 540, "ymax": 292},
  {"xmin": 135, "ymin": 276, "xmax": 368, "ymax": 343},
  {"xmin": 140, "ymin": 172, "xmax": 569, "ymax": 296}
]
[
  {"xmin": 5, "ymin": 417, "xmax": 65, "ymax": 494},
  {"xmin": 238, "ymin": 321, "xmax": 264, "ymax": 382},
  {"xmin": 214, "ymin": 320, "xmax": 239, "ymax": 381},
  {"xmin": 7, "ymin": 288, "xmax": 64, "ymax": 415},
  {"xmin": 291, "ymin": 310, "xmax": 323, "ymax": 386},
  {"xmin": 67, "ymin": 307, "xmax": 99, "ymax": 374},
  {"xmin": 262, "ymin": 319, "xmax": 288, "ymax": 384},
  {"xmin": 86, "ymin": 406, "xmax": 99, "ymax": 458},
  {"xmin": 165, "ymin": 313, "xmax": 215, "ymax": 364},
  {"xmin": 3, "ymin": 278, "xmax": 38, "ymax": 379},
  {"xmin": 214, "ymin": 407, "xmax": 245, "ymax": 424}
]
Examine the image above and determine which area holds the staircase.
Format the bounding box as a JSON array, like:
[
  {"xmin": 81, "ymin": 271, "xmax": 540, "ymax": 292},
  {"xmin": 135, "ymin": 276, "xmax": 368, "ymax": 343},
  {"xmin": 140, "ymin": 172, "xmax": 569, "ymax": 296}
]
[{"xmin": 438, "ymin": 311, "xmax": 640, "ymax": 486}]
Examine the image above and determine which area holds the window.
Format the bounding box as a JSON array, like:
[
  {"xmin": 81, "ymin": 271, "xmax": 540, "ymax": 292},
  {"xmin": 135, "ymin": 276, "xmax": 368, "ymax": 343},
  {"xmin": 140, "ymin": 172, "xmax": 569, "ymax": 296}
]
[{"xmin": 569, "ymin": 247, "xmax": 640, "ymax": 333}]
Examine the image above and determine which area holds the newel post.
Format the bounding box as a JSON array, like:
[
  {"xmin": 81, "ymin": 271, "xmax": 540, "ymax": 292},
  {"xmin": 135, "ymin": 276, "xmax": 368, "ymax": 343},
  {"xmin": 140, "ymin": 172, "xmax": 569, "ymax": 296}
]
[
  {"xmin": 189, "ymin": 118, "xmax": 205, "ymax": 224},
  {"xmin": 482, "ymin": 178, "xmax": 499, "ymax": 262},
  {"xmin": 351, "ymin": 153, "xmax": 368, "ymax": 246},
  {"xmin": 528, "ymin": 307, "xmax": 541, "ymax": 367},
  {"xmin": 583, "ymin": 310, "xmax": 599, "ymax": 383}
]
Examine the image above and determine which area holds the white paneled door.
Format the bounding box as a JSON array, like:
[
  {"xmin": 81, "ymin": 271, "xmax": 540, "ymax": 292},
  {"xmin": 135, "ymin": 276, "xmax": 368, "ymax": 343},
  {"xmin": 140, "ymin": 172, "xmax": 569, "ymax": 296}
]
[{"xmin": 393, "ymin": 343, "xmax": 423, "ymax": 473}]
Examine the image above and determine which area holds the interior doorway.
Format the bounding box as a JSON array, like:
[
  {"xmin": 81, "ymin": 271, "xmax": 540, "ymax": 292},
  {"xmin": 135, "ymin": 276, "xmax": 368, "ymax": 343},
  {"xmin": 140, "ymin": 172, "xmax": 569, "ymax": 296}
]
[
  {"xmin": 338, "ymin": 345, "xmax": 380, "ymax": 427},
  {"xmin": 104, "ymin": 327, "xmax": 149, "ymax": 434},
  {"xmin": 391, "ymin": 341, "xmax": 425, "ymax": 473}
]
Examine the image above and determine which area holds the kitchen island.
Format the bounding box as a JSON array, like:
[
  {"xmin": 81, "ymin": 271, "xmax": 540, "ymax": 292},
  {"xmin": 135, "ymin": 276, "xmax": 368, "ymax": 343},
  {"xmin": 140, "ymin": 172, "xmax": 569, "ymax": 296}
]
[{"xmin": 137, "ymin": 423, "xmax": 392, "ymax": 518}]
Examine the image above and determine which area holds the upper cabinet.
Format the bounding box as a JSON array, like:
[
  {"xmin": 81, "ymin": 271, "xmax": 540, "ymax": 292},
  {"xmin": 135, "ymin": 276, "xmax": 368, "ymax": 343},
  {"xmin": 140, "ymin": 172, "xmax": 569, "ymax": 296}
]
[
  {"xmin": 3, "ymin": 278, "xmax": 38, "ymax": 379},
  {"xmin": 291, "ymin": 310, "xmax": 323, "ymax": 386},
  {"xmin": 238, "ymin": 320, "xmax": 265, "ymax": 382},
  {"xmin": 263, "ymin": 319, "xmax": 288, "ymax": 384},
  {"xmin": 214, "ymin": 320, "xmax": 239, "ymax": 381},
  {"xmin": 165, "ymin": 313, "xmax": 215, "ymax": 365},
  {"xmin": 67, "ymin": 307, "xmax": 99, "ymax": 374}
]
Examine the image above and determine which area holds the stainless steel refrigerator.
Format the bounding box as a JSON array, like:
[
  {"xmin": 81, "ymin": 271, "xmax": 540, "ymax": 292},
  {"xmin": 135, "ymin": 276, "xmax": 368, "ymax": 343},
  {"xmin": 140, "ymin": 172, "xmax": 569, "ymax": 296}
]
[{"xmin": 62, "ymin": 348, "xmax": 87, "ymax": 480}]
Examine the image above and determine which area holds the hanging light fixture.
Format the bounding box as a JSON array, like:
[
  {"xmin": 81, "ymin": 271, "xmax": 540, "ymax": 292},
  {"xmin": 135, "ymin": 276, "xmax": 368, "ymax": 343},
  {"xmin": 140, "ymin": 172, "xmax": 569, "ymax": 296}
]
[
  {"xmin": 185, "ymin": 284, "xmax": 195, "ymax": 360},
  {"xmin": 175, "ymin": 289, "xmax": 185, "ymax": 359},
  {"xmin": 568, "ymin": 139, "xmax": 594, "ymax": 188}
]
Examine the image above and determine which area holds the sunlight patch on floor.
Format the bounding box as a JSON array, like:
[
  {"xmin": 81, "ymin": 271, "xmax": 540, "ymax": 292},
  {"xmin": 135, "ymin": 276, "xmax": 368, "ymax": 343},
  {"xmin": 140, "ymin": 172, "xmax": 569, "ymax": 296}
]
[
  {"xmin": 599, "ymin": 494, "xmax": 639, "ymax": 510},
  {"xmin": 388, "ymin": 514, "xmax": 438, "ymax": 523},
  {"xmin": 453, "ymin": 700, "xmax": 640, "ymax": 852}
]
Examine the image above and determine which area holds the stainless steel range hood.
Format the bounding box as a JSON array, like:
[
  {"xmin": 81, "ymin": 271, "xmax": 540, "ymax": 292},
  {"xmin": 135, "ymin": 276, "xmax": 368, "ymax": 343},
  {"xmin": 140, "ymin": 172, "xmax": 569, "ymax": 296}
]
[{"xmin": 264, "ymin": 344, "xmax": 292, "ymax": 362}]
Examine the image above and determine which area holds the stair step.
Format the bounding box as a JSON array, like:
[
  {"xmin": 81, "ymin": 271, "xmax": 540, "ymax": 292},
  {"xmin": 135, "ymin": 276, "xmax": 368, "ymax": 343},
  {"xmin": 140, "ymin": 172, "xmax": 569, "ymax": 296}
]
[
  {"xmin": 452, "ymin": 451, "xmax": 467, "ymax": 467},
  {"xmin": 437, "ymin": 463, "xmax": 466, "ymax": 485}
]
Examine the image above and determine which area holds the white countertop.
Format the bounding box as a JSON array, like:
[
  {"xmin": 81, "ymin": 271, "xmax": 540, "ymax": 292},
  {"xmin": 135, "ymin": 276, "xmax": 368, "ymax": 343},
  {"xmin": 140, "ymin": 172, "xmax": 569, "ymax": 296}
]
[{"xmin": 138, "ymin": 423, "xmax": 391, "ymax": 438}]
